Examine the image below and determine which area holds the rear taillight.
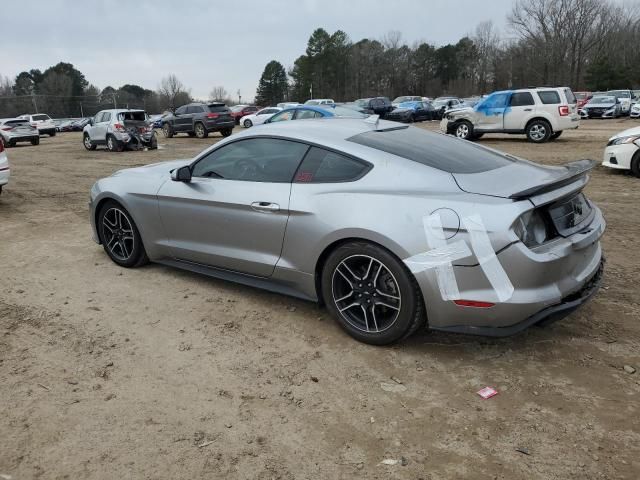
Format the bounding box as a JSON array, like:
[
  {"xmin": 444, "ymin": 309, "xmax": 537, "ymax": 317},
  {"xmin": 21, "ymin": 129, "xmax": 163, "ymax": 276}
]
[
  {"xmin": 113, "ymin": 123, "xmax": 125, "ymax": 131},
  {"xmin": 0, "ymin": 139, "xmax": 4, "ymax": 153},
  {"xmin": 513, "ymin": 210, "xmax": 553, "ymax": 248},
  {"xmin": 558, "ymin": 105, "xmax": 570, "ymax": 116},
  {"xmin": 206, "ymin": 113, "xmax": 219, "ymax": 119},
  {"xmin": 1, "ymin": 127, "xmax": 13, "ymax": 131},
  {"xmin": 31, "ymin": 123, "xmax": 38, "ymax": 127}
]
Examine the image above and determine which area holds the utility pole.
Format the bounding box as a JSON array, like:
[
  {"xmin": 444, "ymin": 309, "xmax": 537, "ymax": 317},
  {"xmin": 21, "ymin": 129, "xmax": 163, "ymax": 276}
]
[
  {"xmin": 237, "ymin": 89, "xmax": 241, "ymax": 104},
  {"xmin": 310, "ymin": 84, "xmax": 313, "ymax": 100},
  {"xmin": 31, "ymin": 93, "xmax": 38, "ymax": 113},
  {"xmin": 80, "ymin": 102, "xmax": 84, "ymax": 118},
  {"xmin": 112, "ymin": 93, "xmax": 117, "ymax": 109}
]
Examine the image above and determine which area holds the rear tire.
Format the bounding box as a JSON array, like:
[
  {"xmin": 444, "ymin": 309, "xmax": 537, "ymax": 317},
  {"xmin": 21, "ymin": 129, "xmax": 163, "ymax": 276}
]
[
  {"xmin": 162, "ymin": 123, "xmax": 174, "ymax": 138},
  {"xmin": 631, "ymin": 151, "xmax": 640, "ymax": 178},
  {"xmin": 50, "ymin": 131, "xmax": 56, "ymax": 137},
  {"xmin": 106, "ymin": 135, "xmax": 122, "ymax": 152},
  {"xmin": 194, "ymin": 122, "xmax": 208, "ymax": 139},
  {"xmin": 97, "ymin": 200, "xmax": 149, "ymax": 268},
  {"xmin": 31, "ymin": 137, "xmax": 40, "ymax": 146},
  {"xmin": 148, "ymin": 135, "xmax": 158, "ymax": 150},
  {"xmin": 321, "ymin": 241, "xmax": 425, "ymax": 345},
  {"xmin": 220, "ymin": 128, "xmax": 233, "ymax": 137},
  {"xmin": 526, "ymin": 119, "xmax": 552, "ymax": 143}
]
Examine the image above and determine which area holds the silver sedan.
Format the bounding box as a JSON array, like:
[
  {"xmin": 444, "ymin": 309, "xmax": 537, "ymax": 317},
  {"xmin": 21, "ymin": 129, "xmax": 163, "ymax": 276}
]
[{"xmin": 89, "ymin": 118, "xmax": 605, "ymax": 344}]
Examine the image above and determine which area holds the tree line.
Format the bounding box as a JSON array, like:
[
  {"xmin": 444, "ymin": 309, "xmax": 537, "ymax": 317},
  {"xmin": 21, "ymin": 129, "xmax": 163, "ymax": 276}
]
[{"xmin": 257, "ymin": 0, "xmax": 640, "ymax": 104}]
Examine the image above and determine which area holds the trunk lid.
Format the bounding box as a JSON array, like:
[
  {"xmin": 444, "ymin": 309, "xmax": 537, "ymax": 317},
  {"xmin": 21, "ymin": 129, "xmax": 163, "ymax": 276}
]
[{"xmin": 452, "ymin": 158, "xmax": 596, "ymax": 206}]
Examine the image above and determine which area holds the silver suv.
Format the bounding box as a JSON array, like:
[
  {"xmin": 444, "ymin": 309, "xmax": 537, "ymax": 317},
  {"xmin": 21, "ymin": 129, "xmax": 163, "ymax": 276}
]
[
  {"xmin": 83, "ymin": 109, "xmax": 157, "ymax": 152},
  {"xmin": 441, "ymin": 87, "xmax": 579, "ymax": 143}
]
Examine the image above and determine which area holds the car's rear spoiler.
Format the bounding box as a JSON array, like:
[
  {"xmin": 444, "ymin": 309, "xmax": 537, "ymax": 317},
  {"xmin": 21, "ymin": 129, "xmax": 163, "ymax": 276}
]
[{"xmin": 508, "ymin": 159, "xmax": 596, "ymax": 200}]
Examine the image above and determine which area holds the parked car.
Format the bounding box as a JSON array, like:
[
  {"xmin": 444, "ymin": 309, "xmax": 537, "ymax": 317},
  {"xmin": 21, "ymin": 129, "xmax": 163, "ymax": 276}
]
[
  {"xmin": 574, "ymin": 91, "xmax": 592, "ymax": 108},
  {"xmin": 607, "ymin": 90, "xmax": 633, "ymax": 115},
  {"xmin": 230, "ymin": 105, "xmax": 260, "ymax": 124},
  {"xmin": 354, "ymin": 97, "xmax": 394, "ymax": 117},
  {"xmin": 240, "ymin": 107, "xmax": 283, "ymax": 128},
  {"xmin": 57, "ymin": 119, "xmax": 77, "ymax": 132},
  {"xmin": 602, "ymin": 125, "xmax": 640, "ymax": 177},
  {"xmin": 392, "ymin": 96, "xmax": 422, "ymax": 107},
  {"xmin": 83, "ymin": 109, "xmax": 157, "ymax": 152},
  {"xmin": 386, "ymin": 101, "xmax": 435, "ymax": 123},
  {"xmin": 71, "ymin": 117, "xmax": 93, "ymax": 131},
  {"xmin": 441, "ymin": 87, "xmax": 579, "ymax": 142},
  {"xmin": 19, "ymin": 113, "xmax": 56, "ymax": 136},
  {"xmin": 432, "ymin": 97, "xmax": 464, "ymax": 119},
  {"xmin": 0, "ymin": 118, "xmax": 40, "ymax": 146},
  {"xmin": 462, "ymin": 97, "xmax": 483, "ymax": 108},
  {"xmin": 580, "ymin": 95, "xmax": 622, "ymax": 119},
  {"xmin": 265, "ymin": 105, "xmax": 367, "ymax": 123},
  {"xmin": 277, "ymin": 102, "xmax": 301, "ymax": 109},
  {"xmin": 148, "ymin": 114, "xmax": 164, "ymax": 129},
  {"xmin": 162, "ymin": 103, "xmax": 234, "ymax": 139},
  {"xmin": 0, "ymin": 139, "xmax": 9, "ymax": 195},
  {"xmin": 630, "ymin": 102, "xmax": 640, "ymax": 119},
  {"xmin": 89, "ymin": 118, "xmax": 605, "ymax": 345},
  {"xmin": 304, "ymin": 99, "xmax": 335, "ymax": 106}
]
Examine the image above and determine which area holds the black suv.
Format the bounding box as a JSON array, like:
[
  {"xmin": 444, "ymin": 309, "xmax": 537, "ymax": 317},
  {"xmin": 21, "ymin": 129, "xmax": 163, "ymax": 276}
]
[
  {"xmin": 162, "ymin": 103, "xmax": 235, "ymax": 138},
  {"xmin": 355, "ymin": 97, "xmax": 394, "ymax": 117}
]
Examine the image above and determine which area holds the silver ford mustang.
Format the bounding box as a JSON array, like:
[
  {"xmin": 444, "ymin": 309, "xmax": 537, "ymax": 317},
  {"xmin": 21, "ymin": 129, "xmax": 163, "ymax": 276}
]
[{"xmin": 89, "ymin": 118, "xmax": 605, "ymax": 344}]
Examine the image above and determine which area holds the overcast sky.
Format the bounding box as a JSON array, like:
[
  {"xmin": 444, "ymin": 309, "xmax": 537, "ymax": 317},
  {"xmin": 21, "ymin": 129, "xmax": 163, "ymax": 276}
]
[{"xmin": 3, "ymin": 0, "xmax": 514, "ymax": 101}]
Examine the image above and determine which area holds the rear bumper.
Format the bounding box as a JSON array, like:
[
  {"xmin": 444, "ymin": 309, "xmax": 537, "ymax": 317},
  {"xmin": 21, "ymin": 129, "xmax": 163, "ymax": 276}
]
[
  {"xmin": 432, "ymin": 259, "xmax": 604, "ymax": 336},
  {"xmin": 205, "ymin": 120, "xmax": 235, "ymax": 130},
  {"xmin": 0, "ymin": 169, "xmax": 10, "ymax": 186}
]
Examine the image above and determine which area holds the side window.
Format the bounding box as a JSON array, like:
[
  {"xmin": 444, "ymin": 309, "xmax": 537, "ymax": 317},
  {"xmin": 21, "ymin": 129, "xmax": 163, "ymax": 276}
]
[
  {"xmin": 186, "ymin": 106, "xmax": 203, "ymax": 114},
  {"xmin": 269, "ymin": 111, "xmax": 295, "ymax": 122},
  {"xmin": 175, "ymin": 106, "xmax": 187, "ymax": 115},
  {"xmin": 482, "ymin": 93, "xmax": 509, "ymax": 109},
  {"xmin": 295, "ymin": 109, "xmax": 319, "ymax": 120},
  {"xmin": 538, "ymin": 91, "xmax": 561, "ymax": 104},
  {"xmin": 191, "ymin": 138, "xmax": 309, "ymax": 183},
  {"xmin": 294, "ymin": 147, "xmax": 370, "ymax": 183},
  {"xmin": 94, "ymin": 112, "xmax": 104, "ymax": 123},
  {"xmin": 509, "ymin": 92, "xmax": 535, "ymax": 107},
  {"xmin": 102, "ymin": 112, "xmax": 111, "ymax": 123}
]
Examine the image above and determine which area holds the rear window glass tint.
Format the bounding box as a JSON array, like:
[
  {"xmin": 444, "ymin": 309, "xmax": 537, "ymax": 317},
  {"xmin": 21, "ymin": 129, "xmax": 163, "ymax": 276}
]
[
  {"xmin": 564, "ymin": 88, "xmax": 577, "ymax": 104},
  {"xmin": 119, "ymin": 111, "xmax": 146, "ymax": 121},
  {"xmin": 32, "ymin": 114, "xmax": 50, "ymax": 121},
  {"xmin": 347, "ymin": 127, "xmax": 515, "ymax": 174},
  {"xmin": 538, "ymin": 91, "xmax": 561, "ymax": 104},
  {"xmin": 295, "ymin": 147, "xmax": 369, "ymax": 183},
  {"xmin": 510, "ymin": 92, "xmax": 534, "ymax": 106},
  {"xmin": 208, "ymin": 105, "xmax": 229, "ymax": 113},
  {"xmin": 5, "ymin": 120, "xmax": 29, "ymax": 126}
]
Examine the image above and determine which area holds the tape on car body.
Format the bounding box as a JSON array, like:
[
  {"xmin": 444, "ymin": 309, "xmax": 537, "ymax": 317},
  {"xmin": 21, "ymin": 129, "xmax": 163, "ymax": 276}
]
[
  {"xmin": 461, "ymin": 214, "xmax": 514, "ymax": 302},
  {"xmin": 404, "ymin": 213, "xmax": 471, "ymax": 300}
]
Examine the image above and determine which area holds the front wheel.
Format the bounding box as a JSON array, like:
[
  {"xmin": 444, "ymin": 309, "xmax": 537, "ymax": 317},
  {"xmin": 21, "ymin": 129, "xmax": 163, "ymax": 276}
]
[
  {"xmin": 98, "ymin": 201, "xmax": 149, "ymax": 268},
  {"xmin": 526, "ymin": 120, "xmax": 552, "ymax": 143},
  {"xmin": 162, "ymin": 124, "xmax": 174, "ymax": 138},
  {"xmin": 321, "ymin": 242, "xmax": 425, "ymax": 345},
  {"xmin": 50, "ymin": 131, "xmax": 56, "ymax": 137},
  {"xmin": 31, "ymin": 137, "xmax": 40, "ymax": 146},
  {"xmin": 243, "ymin": 119, "xmax": 253, "ymax": 128},
  {"xmin": 631, "ymin": 151, "xmax": 640, "ymax": 178},
  {"xmin": 83, "ymin": 134, "xmax": 96, "ymax": 150},
  {"xmin": 220, "ymin": 128, "xmax": 233, "ymax": 137},
  {"xmin": 455, "ymin": 121, "xmax": 474, "ymax": 140}
]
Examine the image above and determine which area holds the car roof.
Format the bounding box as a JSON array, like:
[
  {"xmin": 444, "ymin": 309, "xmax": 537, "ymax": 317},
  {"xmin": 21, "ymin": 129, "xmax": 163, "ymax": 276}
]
[{"xmin": 279, "ymin": 105, "xmax": 334, "ymax": 115}]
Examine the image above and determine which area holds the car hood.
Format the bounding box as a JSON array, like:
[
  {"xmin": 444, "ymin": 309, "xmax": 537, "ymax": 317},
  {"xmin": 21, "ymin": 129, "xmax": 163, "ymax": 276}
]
[
  {"xmin": 453, "ymin": 157, "xmax": 595, "ymax": 205},
  {"xmin": 112, "ymin": 159, "xmax": 190, "ymax": 177},
  {"xmin": 609, "ymin": 125, "xmax": 640, "ymax": 141},
  {"xmin": 390, "ymin": 108, "xmax": 413, "ymax": 114}
]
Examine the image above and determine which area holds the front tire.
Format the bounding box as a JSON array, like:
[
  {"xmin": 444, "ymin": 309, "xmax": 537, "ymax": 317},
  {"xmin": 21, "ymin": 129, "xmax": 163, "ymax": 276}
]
[
  {"xmin": 98, "ymin": 201, "xmax": 149, "ymax": 268},
  {"xmin": 31, "ymin": 137, "xmax": 40, "ymax": 146},
  {"xmin": 321, "ymin": 242, "xmax": 425, "ymax": 345},
  {"xmin": 526, "ymin": 119, "xmax": 552, "ymax": 143},
  {"xmin": 243, "ymin": 119, "xmax": 253, "ymax": 128},
  {"xmin": 50, "ymin": 130, "xmax": 56, "ymax": 137},
  {"xmin": 220, "ymin": 128, "xmax": 233, "ymax": 137},
  {"xmin": 83, "ymin": 133, "xmax": 96, "ymax": 150},
  {"xmin": 631, "ymin": 151, "xmax": 640, "ymax": 178},
  {"xmin": 162, "ymin": 123, "xmax": 174, "ymax": 138},
  {"xmin": 455, "ymin": 121, "xmax": 474, "ymax": 140}
]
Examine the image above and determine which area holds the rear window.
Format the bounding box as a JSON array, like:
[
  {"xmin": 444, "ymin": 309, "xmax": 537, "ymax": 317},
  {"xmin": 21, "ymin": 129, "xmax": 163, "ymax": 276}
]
[
  {"xmin": 347, "ymin": 127, "xmax": 515, "ymax": 174},
  {"xmin": 320, "ymin": 105, "xmax": 367, "ymax": 118},
  {"xmin": 118, "ymin": 111, "xmax": 146, "ymax": 121},
  {"xmin": 208, "ymin": 104, "xmax": 229, "ymax": 113},
  {"xmin": 537, "ymin": 91, "xmax": 561, "ymax": 104},
  {"xmin": 32, "ymin": 114, "xmax": 50, "ymax": 121},
  {"xmin": 564, "ymin": 88, "xmax": 577, "ymax": 104},
  {"xmin": 5, "ymin": 120, "xmax": 29, "ymax": 126}
]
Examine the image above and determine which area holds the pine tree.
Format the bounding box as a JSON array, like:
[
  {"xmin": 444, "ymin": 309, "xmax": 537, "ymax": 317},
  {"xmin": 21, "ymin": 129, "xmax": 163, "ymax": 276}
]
[{"xmin": 255, "ymin": 61, "xmax": 288, "ymax": 106}]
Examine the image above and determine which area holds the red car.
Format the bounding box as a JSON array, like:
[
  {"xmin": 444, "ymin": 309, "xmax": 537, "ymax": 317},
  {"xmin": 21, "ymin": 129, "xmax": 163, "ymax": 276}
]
[
  {"xmin": 230, "ymin": 105, "xmax": 260, "ymax": 124},
  {"xmin": 574, "ymin": 91, "xmax": 592, "ymax": 109}
]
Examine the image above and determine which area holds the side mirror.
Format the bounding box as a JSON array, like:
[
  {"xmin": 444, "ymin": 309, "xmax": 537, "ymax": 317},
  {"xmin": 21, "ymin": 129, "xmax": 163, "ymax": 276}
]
[
  {"xmin": 171, "ymin": 165, "xmax": 192, "ymax": 182},
  {"xmin": 88, "ymin": 118, "xmax": 94, "ymax": 126}
]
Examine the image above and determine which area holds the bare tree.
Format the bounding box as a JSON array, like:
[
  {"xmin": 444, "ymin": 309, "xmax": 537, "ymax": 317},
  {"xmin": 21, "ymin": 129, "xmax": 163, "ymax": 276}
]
[
  {"xmin": 157, "ymin": 74, "xmax": 191, "ymax": 110},
  {"xmin": 209, "ymin": 86, "xmax": 228, "ymax": 102},
  {"xmin": 473, "ymin": 21, "xmax": 501, "ymax": 93}
]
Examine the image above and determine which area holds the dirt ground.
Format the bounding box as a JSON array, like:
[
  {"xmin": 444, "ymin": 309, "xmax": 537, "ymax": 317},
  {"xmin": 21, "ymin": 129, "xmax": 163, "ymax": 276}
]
[{"xmin": 0, "ymin": 119, "xmax": 638, "ymax": 480}]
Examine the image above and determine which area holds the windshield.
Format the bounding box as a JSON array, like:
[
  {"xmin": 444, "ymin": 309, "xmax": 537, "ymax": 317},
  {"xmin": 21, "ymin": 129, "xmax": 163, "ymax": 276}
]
[
  {"xmin": 608, "ymin": 90, "xmax": 630, "ymax": 98},
  {"xmin": 590, "ymin": 96, "xmax": 615, "ymax": 104},
  {"xmin": 355, "ymin": 99, "xmax": 369, "ymax": 107},
  {"xmin": 230, "ymin": 105, "xmax": 246, "ymax": 112},
  {"xmin": 575, "ymin": 92, "xmax": 588, "ymax": 100},
  {"xmin": 348, "ymin": 127, "xmax": 514, "ymax": 174},
  {"xmin": 32, "ymin": 114, "xmax": 50, "ymax": 121},
  {"xmin": 398, "ymin": 102, "xmax": 417, "ymax": 109},
  {"xmin": 392, "ymin": 96, "xmax": 413, "ymax": 103}
]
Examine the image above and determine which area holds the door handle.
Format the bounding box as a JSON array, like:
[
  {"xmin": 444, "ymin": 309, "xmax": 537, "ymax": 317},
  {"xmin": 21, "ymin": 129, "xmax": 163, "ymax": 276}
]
[
  {"xmin": 251, "ymin": 201, "xmax": 280, "ymax": 212},
  {"xmin": 524, "ymin": 108, "xmax": 533, "ymax": 112}
]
